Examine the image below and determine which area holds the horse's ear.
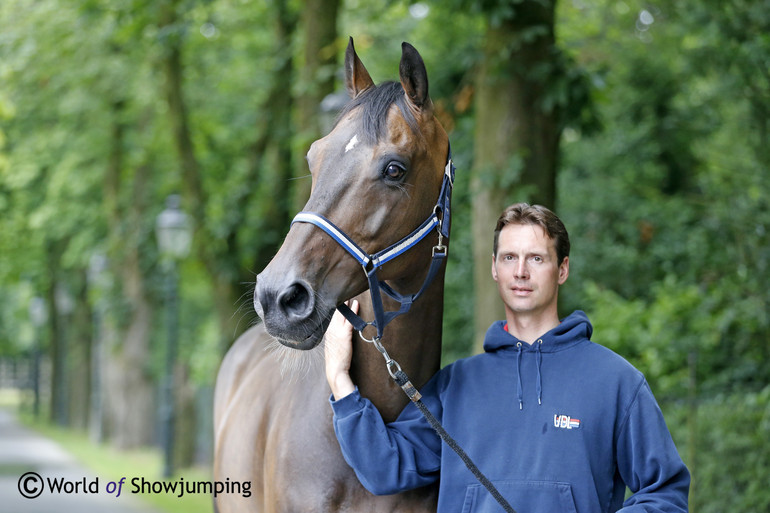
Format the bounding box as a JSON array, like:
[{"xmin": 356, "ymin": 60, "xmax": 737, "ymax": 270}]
[
  {"xmin": 399, "ymin": 42, "xmax": 431, "ymax": 112},
  {"xmin": 344, "ymin": 37, "xmax": 374, "ymax": 98}
]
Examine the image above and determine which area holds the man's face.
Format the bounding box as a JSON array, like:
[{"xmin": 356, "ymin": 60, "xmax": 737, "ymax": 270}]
[{"xmin": 491, "ymin": 223, "xmax": 569, "ymax": 321}]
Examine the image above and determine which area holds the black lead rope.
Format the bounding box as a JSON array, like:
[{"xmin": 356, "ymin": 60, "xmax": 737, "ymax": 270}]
[{"xmin": 392, "ymin": 370, "xmax": 518, "ymax": 513}]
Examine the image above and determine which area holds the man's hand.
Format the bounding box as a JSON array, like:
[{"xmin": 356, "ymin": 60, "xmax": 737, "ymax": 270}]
[{"xmin": 325, "ymin": 300, "xmax": 359, "ymax": 400}]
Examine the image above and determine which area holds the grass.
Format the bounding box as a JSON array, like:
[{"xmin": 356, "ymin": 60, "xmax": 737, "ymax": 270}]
[{"xmin": 1, "ymin": 388, "xmax": 214, "ymax": 513}]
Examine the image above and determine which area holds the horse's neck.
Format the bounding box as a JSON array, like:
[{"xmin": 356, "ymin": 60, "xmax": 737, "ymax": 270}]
[{"xmin": 350, "ymin": 270, "xmax": 445, "ymax": 423}]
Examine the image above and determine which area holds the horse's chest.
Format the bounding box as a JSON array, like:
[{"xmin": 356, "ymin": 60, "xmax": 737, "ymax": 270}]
[{"xmin": 261, "ymin": 391, "xmax": 437, "ymax": 512}]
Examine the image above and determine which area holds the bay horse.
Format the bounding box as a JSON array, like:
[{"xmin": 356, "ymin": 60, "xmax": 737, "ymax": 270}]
[{"xmin": 213, "ymin": 38, "xmax": 450, "ymax": 512}]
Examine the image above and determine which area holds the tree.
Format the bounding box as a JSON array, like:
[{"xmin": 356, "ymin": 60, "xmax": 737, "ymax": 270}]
[
  {"xmin": 470, "ymin": 0, "xmax": 564, "ymax": 349},
  {"xmin": 95, "ymin": 5, "xmax": 159, "ymax": 449},
  {"xmin": 291, "ymin": 0, "xmax": 341, "ymax": 212},
  {"xmin": 157, "ymin": 0, "xmax": 300, "ymax": 354},
  {"xmin": 556, "ymin": 1, "xmax": 770, "ymax": 508},
  {"xmin": 0, "ymin": 0, "xmax": 130, "ymax": 437}
]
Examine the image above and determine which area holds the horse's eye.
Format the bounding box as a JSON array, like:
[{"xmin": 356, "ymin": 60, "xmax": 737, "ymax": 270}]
[{"xmin": 384, "ymin": 162, "xmax": 406, "ymax": 181}]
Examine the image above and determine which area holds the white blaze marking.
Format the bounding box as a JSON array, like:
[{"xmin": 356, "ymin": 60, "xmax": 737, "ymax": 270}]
[{"xmin": 345, "ymin": 134, "xmax": 359, "ymax": 153}]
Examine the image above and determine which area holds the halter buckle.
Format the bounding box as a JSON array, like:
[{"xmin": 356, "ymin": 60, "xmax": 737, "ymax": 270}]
[{"xmin": 361, "ymin": 258, "xmax": 376, "ymax": 275}]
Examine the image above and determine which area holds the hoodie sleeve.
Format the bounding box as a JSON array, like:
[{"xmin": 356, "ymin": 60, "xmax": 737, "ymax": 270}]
[
  {"xmin": 330, "ymin": 388, "xmax": 442, "ymax": 495},
  {"xmin": 616, "ymin": 380, "xmax": 690, "ymax": 512}
]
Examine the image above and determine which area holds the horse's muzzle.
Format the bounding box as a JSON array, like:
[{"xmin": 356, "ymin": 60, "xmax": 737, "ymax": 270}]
[{"xmin": 255, "ymin": 276, "xmax": 325, "ymax": 349}]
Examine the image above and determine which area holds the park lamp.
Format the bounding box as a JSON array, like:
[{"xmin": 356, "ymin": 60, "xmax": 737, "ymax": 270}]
[
  {"xmin": 155, "ymin": 194, "xmax": 191, "ymax": 479},
  {"xmin": 87, "ymin": 253, "xmax": 108, "ymax": 286},
  {"xmin": 155, "ymin": 194, "xmax": 192, "ymax": 261},
  {"xmin": 28, "ymin": 296, "xmax": 48, "ymax": 328},
  {"xmin": 319, "ymin": 89, "xmax": 349, "ymax": 133}
]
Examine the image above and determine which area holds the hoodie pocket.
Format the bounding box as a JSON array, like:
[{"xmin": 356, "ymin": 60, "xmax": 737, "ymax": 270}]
[{"xmin": 461, "ymin": 480, "xmax": 577, "ymax": 513}]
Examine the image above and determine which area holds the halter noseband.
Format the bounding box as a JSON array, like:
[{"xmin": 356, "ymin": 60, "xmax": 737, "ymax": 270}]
[{"xmin": 291, "ymin": 143, "xmax": 455, "ymax": 342}]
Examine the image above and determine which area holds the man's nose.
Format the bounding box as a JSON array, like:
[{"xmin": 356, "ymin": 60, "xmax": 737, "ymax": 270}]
[{"xmin": 514, "ymin": 261, "xmax": 529, "ymax": 278}]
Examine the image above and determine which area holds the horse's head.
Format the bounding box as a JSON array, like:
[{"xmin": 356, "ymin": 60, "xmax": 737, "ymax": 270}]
[{"xmin": 255, "ymin": 39, "xmax": 449, "ymax": 349}]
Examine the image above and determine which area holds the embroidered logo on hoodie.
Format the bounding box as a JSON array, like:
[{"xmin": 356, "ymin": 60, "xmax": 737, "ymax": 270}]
[{"xmin": 554, "ymin": 414, "xmax": 581, "ymax": 430}]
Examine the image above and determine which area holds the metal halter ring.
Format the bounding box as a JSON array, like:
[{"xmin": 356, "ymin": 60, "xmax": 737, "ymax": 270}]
[{"xmin": 358, "ymin": 328, "xmax": 379, "ymax": 345}]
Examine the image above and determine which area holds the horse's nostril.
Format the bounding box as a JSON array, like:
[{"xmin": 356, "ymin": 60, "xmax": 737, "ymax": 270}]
[{"xmin": 278, "ymin": 281, "xmax": 314, "ymax": 319}]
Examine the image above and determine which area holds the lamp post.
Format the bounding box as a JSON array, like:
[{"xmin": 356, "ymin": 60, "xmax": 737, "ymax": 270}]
[
  {"xmin": 28, "ymin": 296, "xmax": 47, "ymax": 419},
  {"xmin": 155, "ymin": 194, "xmax": 191, "ymax": 479},
  {"xmin": 319, "ymin": 89, "xmax": 348, "ymax": 133}
]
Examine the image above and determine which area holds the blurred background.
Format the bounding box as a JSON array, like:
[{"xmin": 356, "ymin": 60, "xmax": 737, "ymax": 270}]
[{"xmin": 0, "ymin": 0, "xmax": 768, "ymax": 512}]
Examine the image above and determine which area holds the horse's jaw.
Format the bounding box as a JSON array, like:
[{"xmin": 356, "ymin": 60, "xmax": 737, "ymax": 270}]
[{"xmin": 270, "ymin": 317, "xmax": 332, "ymax": 351}]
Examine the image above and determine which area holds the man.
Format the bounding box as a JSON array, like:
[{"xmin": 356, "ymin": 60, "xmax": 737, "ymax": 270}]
[{"xmin": 325, "ymin": 203, "xmax": 690, "ymax": 512}]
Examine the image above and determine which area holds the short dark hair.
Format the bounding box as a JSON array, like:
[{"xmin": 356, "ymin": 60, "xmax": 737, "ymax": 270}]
[{"xmin": 493, "ymin": 203, "xmax": 570, "ymax": 264}]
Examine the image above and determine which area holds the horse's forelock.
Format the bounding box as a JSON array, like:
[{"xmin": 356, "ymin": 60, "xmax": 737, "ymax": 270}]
[{"xmin": 335, "ymin": 81, "xmax": 420, "ymax": 144}]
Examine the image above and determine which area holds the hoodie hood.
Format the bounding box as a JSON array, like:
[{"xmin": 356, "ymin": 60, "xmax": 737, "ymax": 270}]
[
  {"xmin": 483, "ymin": 310, "xmax": 593, "ymax": 354},
  {"xmin": 482, "ymin": 310, "xmax": 594, "ymax": 410}
]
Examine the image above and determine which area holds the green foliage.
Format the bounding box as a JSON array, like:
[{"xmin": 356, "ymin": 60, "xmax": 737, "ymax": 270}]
[
  {"xmin": 556, "ymin": 1, "xmax": 770, "ymax": 508},
  {"xmin": 665, "ymin": 387, "xmax": 770, "ymax": 513},
  {"xmin": 1, "ymin": 0, "xmax": 768, "ymax": 505},
  {"xmin": 440, "ymin": 116, "xmax": 477, "ymax": 364},
  {"xmin": 697, "ymin": 388, "xmax": 770, "ymax": 513},
  {"xmin": 584, "ymin": 278, "xmax": 715, "ymax": 398},
  {"xmin": 0, "ymin": 284, "xmax": 37, "ymax": 355},
  {"xmin": 558, "ymin": 0, "xmax": 770, "ymax": 392}
]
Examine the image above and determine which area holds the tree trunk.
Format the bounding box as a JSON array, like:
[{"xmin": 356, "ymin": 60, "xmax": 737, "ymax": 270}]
[
  {"xmin": 249, "ymin": 0, "xmax": 298, "ymax": 276},
  {"xmin": 472, "ymin": 1, "xmax": 561, "ymax": 351},
  {"xmin": 102, "ymin": 99, "xmax": 155, "ymax": 449},
  {"xmin": 107, "ymin": 234, "xmax": 155, "ymax": 449},
  {"xmin": 159, "ymin": 0, "xmax": 206, "ymax": 227},
  {"xmin": 290, "ymin": 0, "xmax": 340, "ymax": 211},
  {"xmin": 173, "ymin": 363, "xmax": 197, "ymax": 469},
  {"xmin": 67, "ymin": 269, "xmax": 92, "ymax": 431},
  {"xmin": 156, "ymin": 1, "xmax": 300, "ymax": 466},
  {"xmin": 45, "ymin": 240, "xmax": 66, "ymax": 426},
  {"xmin": 157, "ymin": 0, "xmax": 298, "ymax": 355}
]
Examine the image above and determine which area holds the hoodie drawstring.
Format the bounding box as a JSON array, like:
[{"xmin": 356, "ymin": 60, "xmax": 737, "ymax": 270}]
[
  {"xmin": 536, "ymin": 339, "xmax": 543, "ymax": 405},
  {"xmin": 516, "ymin": 342, "xmax": 523, "ymax": 410},
  {"xmin": 516, "ymin": 339, "xmax": 544, "ymax": 410}
]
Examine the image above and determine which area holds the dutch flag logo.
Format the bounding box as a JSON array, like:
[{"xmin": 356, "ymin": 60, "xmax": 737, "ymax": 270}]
[{"xmin": 554, "ymin": 414, "xmax": 581, "ymax": 430}]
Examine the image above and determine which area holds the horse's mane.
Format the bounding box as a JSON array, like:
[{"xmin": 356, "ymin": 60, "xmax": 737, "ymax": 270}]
[{"xmin": 334, "ymin": 81, "xmax": 420, "ymax": 144}]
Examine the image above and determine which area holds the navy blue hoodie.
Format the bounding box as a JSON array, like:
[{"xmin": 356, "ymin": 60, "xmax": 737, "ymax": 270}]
[{"xmin": 331, "ymin": 311, "xmax": 690, "ymax": 512}]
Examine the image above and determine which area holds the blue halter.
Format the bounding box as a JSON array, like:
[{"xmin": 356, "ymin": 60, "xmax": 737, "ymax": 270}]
[
  {"xmin": 291, "ymin": 144, "xmax": 455, "ymax": 341},
  {"xmin": 292, "ymin": 144, "xmax": 515, "ymax": 513}
]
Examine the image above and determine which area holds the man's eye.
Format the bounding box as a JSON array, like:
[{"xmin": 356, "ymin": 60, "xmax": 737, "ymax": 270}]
[{"xmin": 383, "ymin": 162, "xmax": 406, "ymax": 181}]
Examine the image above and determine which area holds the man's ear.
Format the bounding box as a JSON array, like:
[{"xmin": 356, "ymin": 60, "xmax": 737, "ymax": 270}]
[
  {"xmin": 491, "ymin": 254, "xmax": 498, "ymax": 281},
  {"xmin": 558, "ymin": 257, "xmax": 569, "ymax": 285}
]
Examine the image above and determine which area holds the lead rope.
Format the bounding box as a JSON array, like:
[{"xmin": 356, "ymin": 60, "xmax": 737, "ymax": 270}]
[{"xmin": 368, "ymin": 337, "xmax": 517, "ymax": 513}]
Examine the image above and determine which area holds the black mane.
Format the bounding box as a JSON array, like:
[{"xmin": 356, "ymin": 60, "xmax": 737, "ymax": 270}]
[{"xmin": 335, "ymin": 81, "xmax": 419, "ymax": 143}]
